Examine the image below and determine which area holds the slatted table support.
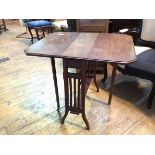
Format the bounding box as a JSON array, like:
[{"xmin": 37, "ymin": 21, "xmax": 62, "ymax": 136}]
[{"xmin": 61, "ymin": 58, "xmax": 99, "ymax": 130}]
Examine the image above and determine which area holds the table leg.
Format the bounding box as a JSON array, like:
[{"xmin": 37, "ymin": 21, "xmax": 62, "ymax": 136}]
[
  {"xmin": 61, "ymin": 59, "xmax": 69, "ymax": 123},
  {"xmin": 81, "ymin": 63, "xmax": 90, "ymax": 130},
  {"xmin": 102, "ymin": 63, "xmax": 108, "ymax": 83},
  {"xmin": 87, "ymin": 61, "xmax": 99, "ymax": 92},
  {"xmin": 51, "ymin": 58, "xmax": 60, "ymax": 110},
  {"xmin": 108, "ymin": 63, "xmax": 117, "ymax": 105},
  {"xmin": 93, "ymin": 62, "xmax": 99, "ymax": 92}
]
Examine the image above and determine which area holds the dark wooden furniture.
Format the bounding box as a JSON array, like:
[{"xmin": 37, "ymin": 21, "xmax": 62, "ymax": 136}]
[
  {"xmin": 0, "ymin": 19, "xmax": 7, "ymax": 33},
  {"xmin": 109, "ymin": 19, "xmax": 140, "ymax": 43},
  {"xmin": 76, "ymin": 19, "xmax": 109, "ymax": 33},
  {"xmin": 25, "ymin": 32, "xmax": 136, "ymax": 130},
  {"xmin": 109, "ymin": 19, "xmax": 139, "ymax": 31},
  {"xmin": 117, "ymin": 49, "xmax": 155, "ymax": 109},
  {"xmin": 76, "ymin": 19, "xmax": 109, "ymax": 73},
  {"xmin": 115, "ymin": 20, "xmax": 155, "ymax": 109},
  {"xmin": 102, "ymin": 19, "xmax": 141, "ymax": 83}
]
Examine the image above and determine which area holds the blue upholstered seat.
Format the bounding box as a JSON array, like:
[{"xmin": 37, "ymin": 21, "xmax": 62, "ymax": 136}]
[
  {"xmin": 27, "ymin": 20, "xmax": 52, "ymax": 28},
  {"xmin": 26, "ymin": 19, "xmax": 53, "ymax": 43}
]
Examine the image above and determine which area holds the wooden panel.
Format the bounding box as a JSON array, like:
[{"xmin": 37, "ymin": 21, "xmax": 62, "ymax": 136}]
[
  {"xmin": 76, "ymin": 19, "xmax": 109, "ymax": 73},
  {"xmin": 78, "ymin": 19, "xmax": 108, "ymax": 26},
  {"xmin": 76, "ymin": 19, "xmax": 109, "ymax": 33},
  {"xmin": 79, "ymin": 26, "xmax": 108, "ymax": 33}
]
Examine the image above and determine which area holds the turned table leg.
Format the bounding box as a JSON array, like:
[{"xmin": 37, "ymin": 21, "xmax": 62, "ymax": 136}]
[
  {"xmin": 102, "ymin": 63, "xmax": 108, "ymax": 83},
  {"xmin": 61, "ymin": 58, "xmax": 69, "ymax": 123},
  {"xmin": 108, "ymin": 63, "xmax": 117, "ymax": 105}
]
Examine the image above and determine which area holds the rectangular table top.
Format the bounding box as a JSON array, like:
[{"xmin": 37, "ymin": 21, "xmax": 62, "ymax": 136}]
[{"xmin": 25, "ymin": 32, "xmax": 136, "ymax": 64}]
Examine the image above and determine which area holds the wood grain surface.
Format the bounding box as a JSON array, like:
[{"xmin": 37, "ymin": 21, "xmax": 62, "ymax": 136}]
[
  {"xmin": 1, "ymin": 21, "xmax": 154, "ymax": 135},
  {"xmin": 25, "ymin": 32, "xmax": 136, "ymax": 64}
]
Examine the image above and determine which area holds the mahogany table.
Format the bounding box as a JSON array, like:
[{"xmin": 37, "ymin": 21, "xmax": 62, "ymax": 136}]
[{"xmin": 25, "ymin": 32, "xmax": 136, "ymax": 130}]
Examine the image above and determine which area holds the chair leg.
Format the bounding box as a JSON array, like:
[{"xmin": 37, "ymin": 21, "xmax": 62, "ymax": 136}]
[
  {"xmin": 42, "ymin": 28, "xmax": 45, "ymax": 37},
  {"xmin": 28, "ymin": 27, "xmax": 33, "ymax": 43},
  {"xmin": 148, "ymin": 82, "xmax": 155, "ymax": 109},
  {"xmin": 102, "ymin": 63, "xmax": 108, "ymax": 83},
  {"xmin": 35, "ymin": 28, "xmax": 40, "ymax": 40}
]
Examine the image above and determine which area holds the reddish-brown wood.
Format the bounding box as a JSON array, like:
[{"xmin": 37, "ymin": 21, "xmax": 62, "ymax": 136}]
[
  {"xmin": 76, "ymin": 19, "xmax": 109, "ymax": 33},
  {"xmin": 108, "ymin": 64, "xmax": 117, "ymax": 105},
  {"xmin": 25, "ymin": 32, "xmax": 136, "ymax": 64},
  {"xmin": 51, "ymin": 58, "xmax": 60, "ymax": 110},
  {"xmin": 25, "ymin": 32, "xmax": 136, "ymax": 130},
  {"xmin": 74, "ymin": 78, "xmax": 76, "ymax": 110}
]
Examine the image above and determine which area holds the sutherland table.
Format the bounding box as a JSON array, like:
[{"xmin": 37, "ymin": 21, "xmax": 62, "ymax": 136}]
[{"xmin": 25, "ymin": 32, "xmax": 136, "ymax": 130}]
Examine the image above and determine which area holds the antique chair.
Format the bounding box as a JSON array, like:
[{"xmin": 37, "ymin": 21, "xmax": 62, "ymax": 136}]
[
  {"xmin": 17, "ymin": 19, "xmax": 53, "ymax": 43},
  {"xmin": 103, "ymin": 19, "xmax": 155, "ymax": 108},
  {"xmin": 60, "ymin": 19, "xmax": 76, "ymax": 32},
  {"xmin": 27, "ymin": 19, "xmax": 52, "ymax": 43},
  {"xmin": 108, "ymin": 19, "xmax": 140, "ymax": 43},
  {"xmin": 102, "ymin": 19, "xmax": 141, "ymax": 83}
]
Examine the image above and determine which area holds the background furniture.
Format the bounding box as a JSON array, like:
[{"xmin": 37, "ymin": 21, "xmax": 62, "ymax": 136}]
[
  {"xmin": 135, "ymin": 19, "xmax": 155, "ymax": 48},
  {"xmin": 76, "ymin": 19, "xmax": 109, "ymax": 74},
  {"xmin": 76, "ymin": 19, "xmax": 109, "ymax": 33},
  {"xmin": 104, "ymin": 19, "xmax": 155, "ymax": 108},
  {"xmin": 17, "ymin": 19, "xmax": 67, "ymax": 41},
  {"xmin": 102, "ymin": 19, "xmax": 141, "ymax": 83},
  {"xmin": 109, "ymin": 19, "xmax": 141, "ymax": 44},
  {"xmin": 25, "ymin": 32, "xmax": 135, "ymax": 130},
  {"xmin": 52, "ymin": 19, "xmax": 68, "ymax": 32},
  {"xmin": 117, "ymin": 48, "xmax": 155, "ymax": 109},
  {"xmin": 27, "ymin": 20, "xmax": 52, "ymax": 43},
  {"xmin": 67, "ymin": 19, "xmax": 76, "ymax": 32},
  {"xmin": 16, "ymin": 19, "xmax": 31, "ymax": 39}
]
